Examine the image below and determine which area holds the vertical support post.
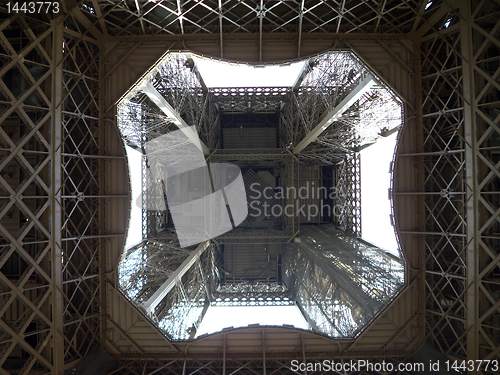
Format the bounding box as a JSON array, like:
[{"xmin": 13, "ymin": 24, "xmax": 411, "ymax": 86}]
[
  {"xmin": 259, "ymin": 0, "xmax": 264, "ymax": 62},
  {"xmin": 413, "ymin": 41, "xmax": 426, "ymax": 347},
  {"xmin": 301, "ymin": 332, "xmax": 307, "ymax": 375},
  {"xmin": 222, "ymin": 333, "xmax": 226, "ymax": 375},
  {"xmin": 50, "ymin": 16, "xmax": 64, "ymax": 375},
  {"xmin": 218, "ymin": 0, "xmax": 223, "ymax": 58},
  {"xmin": 297, "ymin": 0, "xmax": 304, "ymax": 58},
  {"xmin": 99, "ymin": 43, "xmax": 107, "ymax": 347},
  {"xmin": 460, "ymin": 0, "xmax": 479, "ymax": 361},
  {"xmin": 262, "ymin": 329, "xmax": 266, "ymax": 375}
]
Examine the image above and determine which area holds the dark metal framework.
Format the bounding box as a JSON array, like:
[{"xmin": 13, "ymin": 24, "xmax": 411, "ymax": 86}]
[{"xmin": 0, "ymin": 0, "xmax": 498, "ymax": 374}]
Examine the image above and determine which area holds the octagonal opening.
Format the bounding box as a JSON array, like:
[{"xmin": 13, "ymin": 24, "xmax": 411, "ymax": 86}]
[{"xmin": 116, "ymin": 51, "xmax": 406, "ymax": 340}]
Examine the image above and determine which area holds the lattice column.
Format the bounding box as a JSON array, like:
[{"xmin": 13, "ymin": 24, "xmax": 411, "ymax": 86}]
[
  {"xmin": 51, "ymin": 16, "xmax": 64, "ymax": 374},
  {"xmin": 58, "ymin": 16, "xmax": 104, "ymax": 369},
  {"xmin": 0, "ymin": 12, "xmax": 63, "ymax": 373},
  {"xmin": 461, "ymin": 0, "xmax": 500, "ymax": 365},
  {"xmin": 283, "ymin": 225, "xmax": 404, "ymax": 338},
  {"xmin": 334, "ymin": 153, "xmax": 361, "ymax": 236},
  {"xmin": 418, "ymin": 2, "xmax": 468, "ymax": 361},
  {"xmin": 118, "ymin": 242, "xmax": 217, "ymax": 340}
]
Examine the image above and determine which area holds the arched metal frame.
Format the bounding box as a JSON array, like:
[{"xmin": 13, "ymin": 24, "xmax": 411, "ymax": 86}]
[{"xmin": 0, "ymin": 0, "xmax": 498, "ymax": 374}]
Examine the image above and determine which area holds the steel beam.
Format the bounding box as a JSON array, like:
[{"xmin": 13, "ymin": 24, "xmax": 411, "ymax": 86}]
[
  {"xmin": 186, "ymin": 53, "xmax": 208, "ymax": 93},
  {"xmin": 51, "ymin": 17, "xmax": 65, "ymax": 374},
  {"xmin": 142, "ymin": 241, "xmax": 210, "ymax": 314},
  {"xmin": 141, "ymin": 80, "xmax": 210, "ymax": 155},
  {"xmin": 292, "ymin": 57, "xmax": 313, "ymax": 92},
  {"xmin": 461, "ymin": 0, "xmax": 479, "ymax": 362},
  {"xmin": 293, "ymin": 73, "xmax": 376, "ymax": 154}
]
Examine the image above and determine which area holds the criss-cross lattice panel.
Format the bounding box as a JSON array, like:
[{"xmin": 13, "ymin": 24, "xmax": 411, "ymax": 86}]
[
  {"xmin": 77, "ymin": 0, "xmax": 419, "ymax": 37},
  {"xmin": 153, "ymin": 244, "xmax": 217, "ymax": 340},
  {"xmin": 334, "ymin": 153, "xmax": 361, "ymax": 236},
  {"xmin": 469, "ymin": 1, "xmax": 500, "ymax": 364},
  {"xmin": 117, "ymin": 52, "xmax": 219, "ymax": 150},
  {"xmin": 112, "ymin": 356, "xmax": 419, "ymax": 375},
  {"xmin": 213, "ymin": 281, "xmax": 293, "ymax": 307},
  {"xmin": 418, "ymin": 3, "xmax": 469, "ymax": 362},
  {"xmin": 59, "ymin": 21, "xmax": 103, "ymax": 367},
  {"xmin": 0, "ymin": 9, "xmax": 104, "ymax": 372},
  {"xmin": 291, "ymin": 52, "xmax": 366, "ymax": 147},
  {"xmin": 211, "ymin": 87, "xmax": 290, "ymax": 113},
  {"xmin": 283, "ymin": 226, "xmax": 404, "ymax": 338},
  {"xmin": 292, "ymin": 51, "xmax": 403, "ymax": 166},
  {"xmin": 0, "ymin": 15, "xmax": 55, "ymax": 374},
  {"xmin": 417, "ymin": 0, "xmax": 500, "ymax": 368}
]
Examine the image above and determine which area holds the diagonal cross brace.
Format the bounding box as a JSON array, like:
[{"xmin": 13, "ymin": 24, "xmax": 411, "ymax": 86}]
[
  {"xmin": 141, "ymin": 81, "xmax": 210, "ymax": 155},
  {"xmin": 293, "ymin": 73, "xmax": 377, "ymax": 154},
  {"xmin": 142, "ymin": 241, "xmax": 210, "ymax": 315}
]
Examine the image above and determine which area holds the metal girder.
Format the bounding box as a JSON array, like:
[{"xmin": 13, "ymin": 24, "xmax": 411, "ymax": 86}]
[
  {"xmin": 142, "ymin": 241, "xmax": 210, "ymax": 314},
  {"xmin": 185, "ymin": 54, "xmax": 208, "ymax": 93},
  {"xmin": 417, "ymin": 0, "xmax": 500, "ymax": 365},
  {"xmin": 293, "ymin": 73, "xmax": 376, "ymax": 154},
  {"xmin": 71, "ymin": 0, "xmax": 420, "ymax": 36},
  {"xmin": 0, "ymin": 9, "xmax": 110, "ymax": 372},
  {"xmin": 460, "ymin": 0, "xmax": 479, "ymax": 362},
  {"xmin": 334, "ymin": 153, "xmax": 361, "ymax": 236},
  {"xmin": 292, "ymin": 57, "xmax": 314, "ymax": 91},
  {"xmin": 50, "ymin": 16, "xmax": 65, "ymax": 374},
  {"xmin": 140, "ymin": 81, "xmax": 210, "ymax": 155},
  {"xmin": 4, "ymin": 0, "xmax": 498, "ymax": 373}
]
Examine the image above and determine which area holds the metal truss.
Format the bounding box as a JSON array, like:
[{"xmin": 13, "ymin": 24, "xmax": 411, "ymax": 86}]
[
  {"xmin": 3, "ymin": 0, "xmax": 497, "ymax": 374},
  {"xmin": 289, "ymin": 52, "xmax": 366, "ymax": 148},
  {"xmin": 110, "ymin": 340, "xmax": 416, "ymax": 375},
  {"xmin": 412, "ymin": 0, "xmax": 500, "ymax": 369},
  {"xmin": 149, "ymin": 228, "xmax": 293, "ymax": 245},
  {"xmin": 213, "ymin": 282, "xmax": 293, "ymax": 307},
  {"xmin": 211, "ymin": 87, "xmax": 289, "ymax": 114},
  {"xmin": 214, "ymin": 229, "xmax": 291, "ymax": 244},
  {"xmin": 291, "ymin": 51, "xmax": 402, "ymax": 164},
  {"xmin": 78, "ymin": 0, "xmax": 419, "ymax": 40},
  {"xmin": 208, "ymin": 149, "xmax": 291, "ymax": 166},
  {"xmin": 118, "ymin": 240, "xmax": 193, "ymax": 304},
  {"xmin": 0, "ymin": 11, "xmax": 109, "ymax": 373},
  {"xmin": 119, "ymin": 241, "xmax": 217, "ymax": 340},
  {"xmin": 118, "ymin": 52, "xmax": 218, "ymax": 150},
  {"xmin": 152, "ymin": 243, "xmax": 217, "ymax": 340},
  {"xmin": 282, "ymin": 153, "xmax": 299, "ymax": 236},
  {"xmin": 334, "ymin": 153, "xmax": 361, "ymax": 236},
  {"xmin": 283, "ymin": 226, "xmax": 404, "ymax": 338}
]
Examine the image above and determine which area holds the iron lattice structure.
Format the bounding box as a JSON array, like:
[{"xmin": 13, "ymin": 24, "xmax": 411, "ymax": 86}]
[
  {"xmin": 283, "ymin": 226, "xmax": 404, "ymax": 338},
  {"xmin": 334, "ymin": 153, "xmax": 362, "ymax": 236},
  {"xmin": 117, "ymin": 49, "xmax": 400, "ymax": 243},
  {"xmin": 0, "ymin": 11, "xmax": 105, "ymax": 373},
  {"xmin": 0, "ymin": 0, "xmax": 498, "ymax": 374}
]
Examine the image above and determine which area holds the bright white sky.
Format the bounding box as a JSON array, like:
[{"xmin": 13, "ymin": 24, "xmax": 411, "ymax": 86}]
[
  {"xmin": 194, "ymin": 57, "xmax": 305, "ymax": 87},
  {"xmin": 196, "ymin": 305, "xmax": 309, "ymax": 337},
  {"xmin": 124, "ymin": 56, "xmax": 400, "ymax": 337},
  {"xmin": 360, "ymin": 133, "xmax": 399, "ymax": 255},
  {"xmin": 125, "ymin": 145, "xmax": 143, "ymax": 249}
]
